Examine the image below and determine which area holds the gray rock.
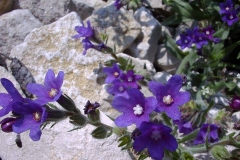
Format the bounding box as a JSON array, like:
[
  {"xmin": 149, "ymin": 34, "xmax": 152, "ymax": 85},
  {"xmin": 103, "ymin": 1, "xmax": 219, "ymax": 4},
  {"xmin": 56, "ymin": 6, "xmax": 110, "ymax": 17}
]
[
  {"xmin": 154, "ymin": 44, "xmax": 180, "ymax": 74},
  {"xmin": 18, "ymin": 0, "xmax": 94, "ymax": 24},
  {"xmin": 152, "ymin": 71, "xmax": 172, "ymax": 84},
  {"xmin": 125, "ymin": 7, "xmax": 161, "ymax": 63},
  {"xmin": 88, "ymin": 4, "xmax": 141, "ymax": 53},
  {"xmin": 0, "ymin": 0, "xmax": 13, "ymax": 16},
  {"xmin": 9, "ymin": 12, "xmax": 131, "ymax": 160},
  {"xmin": 142, "ymin": 0, "xmax": 163, "ymax": 8},
  {"xmin": 0, "ymin": 9, "xmax": 42, "ymax": 56}
]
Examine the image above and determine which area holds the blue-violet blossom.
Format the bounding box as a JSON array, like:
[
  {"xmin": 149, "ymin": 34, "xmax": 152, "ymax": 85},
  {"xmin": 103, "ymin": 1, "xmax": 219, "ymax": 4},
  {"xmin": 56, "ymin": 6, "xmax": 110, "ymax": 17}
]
[
  {"xmin": 120, "ymin": 70, "xmax": 143, "ymax": 89},
  {"xmin": 219, "ymin": 0, "xmax": 234, "ymax": 14},
  {"xmin": 12, "ymin": 100, "xmax": 47, "ymax": 141},
  {"xmin": 72, "ymin": 20, "xmax": 94, "ymax": 39},
  {"xmin": 194, "ymin": 124, "xmax": 219, "ymax": 145},
  {"xmin": 107, "ymin": 79, "xmax": 129, "ymax": 98},
  {"xmin": 112, "ymin": 88, "xmax": 157, "ymax": 127},
  {"xmin": 229, "ymin": 95, "xmax": 240, "ymax": 110},
  {"xmin": 148, "ymin": 75, "xmax": 191, "ymax": 120},
  {"xmin": 222, "ymin": 10, "xmax": 239, "ymax": 26},
  {"xmin": 103, "ymin": 63, "xmax": 123, "ymax": 84},
  {"xmin": 133, "ymin": 121, "xmax": 178, "ymax": 160},
  {"xmin": 27, "ymin": 69, "xmax": 64, "ymax": 105}
]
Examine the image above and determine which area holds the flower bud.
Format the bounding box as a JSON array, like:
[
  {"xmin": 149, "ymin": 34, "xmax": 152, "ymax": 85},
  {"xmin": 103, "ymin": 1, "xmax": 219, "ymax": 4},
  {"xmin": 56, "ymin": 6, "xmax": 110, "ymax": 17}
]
[
  {"xmin": 0, "ymin": 118, "xmax": 17, "ymax": 133},
  {"xmin": 91, "ymin": 126, "xmax": 108, "ymax": 139},
  {"xmin": 230, "ymin": 95, "xmax": 240, "ymax": 110},
  {"xmin": 57, "ymin": 94, "xmax": 79, "ymax": 113},
  {"xmin": 69, "ymin": 114, "xmax": 87, "ymax": 127}
]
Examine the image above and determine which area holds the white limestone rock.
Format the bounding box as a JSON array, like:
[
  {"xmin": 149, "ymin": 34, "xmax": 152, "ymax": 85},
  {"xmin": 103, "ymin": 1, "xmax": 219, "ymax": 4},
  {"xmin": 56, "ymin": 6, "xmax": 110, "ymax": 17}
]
[
  {"xmin": 125, "ymin": 7, "xmax": 161, "ymax": 63},
  {"xmin": 154, "ymin": 44, "xmax": 180, "ymax": 74},
  {"xmin": 8, "ymin": 12, "xmax": 130, "ymax": 160},
  {"xmin": 0, "ymin": 9, "xmax": 42, "ymax": 55},
  {"xmin": 88, "ymin": 4, "xmax": 141, "ymax": 53}
]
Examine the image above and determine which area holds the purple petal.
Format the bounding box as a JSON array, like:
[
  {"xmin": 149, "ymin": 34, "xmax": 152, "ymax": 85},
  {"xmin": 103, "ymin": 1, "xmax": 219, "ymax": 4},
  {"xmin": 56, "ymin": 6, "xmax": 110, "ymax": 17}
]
[
  {"xmin": 173, "ymin": 91, "xmax": 191, "ymax": 106},
  {"xmin": 27, "ymin": 83, "xmax": 49, "ymax": 98},
  {"xmin": 12, "ymin": 116, "xmax": 34, "ymax": 133},
  {"xmin": 147, "ymin": 141, "xmax": 165, "ymax": 160},
  {"xmin": 165, "ymin": 75, "xmax": 182, "ymax": 96},
  {"xmin": 163, "ymin": 133, "xmax": 178, "ymax": 151},
  {"xmin": 164, "ymin": 106, "xmax": 181, "ymax": 120},
  {"xmin": 44, "ymin": 69, "xmax": 57, "ymax": 89},
  {"xmin": 56, "ymin": 71, "xmax": 64, "ymax": 89},
  {"xmin": 29, "ymin": 125, "xmax": 42, "ymax": 141},
  {"xmin": 0, "ymin": 93, "xmax": 12, "ymax": 107},
  {"xmin": 115, "ymin": 114, "xmax": 135, "ymax": 127},
  {"xmin": 148, "ymin": 81, "xmax": 164, "ymax": 96},
  {"xmin": 112, "ymin": 96, "xmax": 133, "ymax": 113},
  {"xmin": 1, "ymin": 78, "xmax": 23, "ymax": 101}
]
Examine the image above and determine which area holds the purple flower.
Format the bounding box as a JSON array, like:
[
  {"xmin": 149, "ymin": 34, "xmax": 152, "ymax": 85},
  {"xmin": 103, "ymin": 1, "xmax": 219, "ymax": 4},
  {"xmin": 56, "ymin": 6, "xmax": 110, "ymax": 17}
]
[
  {"xmin": 222, "ymin": 10, "xmax": 239, "ymax": 26},
  {"xmin": 83, "ymin": 100, "xmax": 100, "ymax": 114},
  {"xmin": 112, "ymin": 88, "xmax": 157, "ymax": 127},
  {"xmin": 103, "ymin": 63, "xmax": 123, "ymax": 84},
  {"xmin": 27, "ymin": 69, "xmax": 64, "ymax": 105},
  {"xmin": 12, "ymin": 100, "xmax": 47, "ymax": 141},
  {"xmin": 202, "ymin": 26, "xmax": 215, "ymax": 41},
  {"xmin": 98, "ymin": 43, "xmax": 106, "ymax": 51},
  {"xmin": 176, "ymin": 34, "xmax": 193, "ymax": 50},
  {"xmin": 148, "ymin": 75, "xmax": 191, "ymax": 120},
  {"xmin": 133, "ymin": 122, "xmax": 178, "ymax": 160},
  {"xmin": 72, "ymin": 20, "xmax": 94, "ymax": 39},
  {"xmin": 0, "ymin": 117, "xmax": 18, "ymax": 133},
  {"xmin": 219, "ymin": 0, "xmax": 234, "ymax": 14},
  {"xmin": 229, "ymin": 95, "xmax": 240, "ymax": 110},
  {"xmin": 193, "ymin": 32, "xmax": 208, "ymax": 49},
  {"xmin": 120, "ymin": 70, "xmax": 143, "ymax": 88},
  {"xmin": 174, "ymin": 119, "xmax": 193, "ymax": 135},
  {"xmin": 107, "ymin": 79, "xmax": 129, "ymax": 98},
  {"xmin": 194, "ymin": 124, "xmax": 219, "ymax": 145},
  {"xmin": 0, "ymin": 78, "xmax": 25, "ymax": 117},
  {"xmin": 82, "ymin": 38, "xmax": 95, "ymax": 55},
  {"xmin": 114, "ymin": 0, "xmax": 123, "ymax": 11}
]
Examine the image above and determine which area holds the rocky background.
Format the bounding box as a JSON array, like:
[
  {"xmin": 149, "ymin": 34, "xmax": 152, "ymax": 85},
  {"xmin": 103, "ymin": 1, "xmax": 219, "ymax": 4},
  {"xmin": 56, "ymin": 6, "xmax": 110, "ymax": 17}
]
[{"xmin": 0, "ymin": 0, "xmax": 229, "ymax": 160}]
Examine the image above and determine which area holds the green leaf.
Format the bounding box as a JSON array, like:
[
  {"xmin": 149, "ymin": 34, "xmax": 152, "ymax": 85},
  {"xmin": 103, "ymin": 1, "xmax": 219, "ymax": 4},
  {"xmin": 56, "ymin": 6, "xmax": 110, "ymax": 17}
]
[
  {"xmin": 166, "ymin": 0, "xmax": 206, "ymax": 20},
  {"xmin": 237, "ymin": 53, "xmax": 240, "ymax": 59},
  {"xmin": 176, "ymin": 52, "xmax": 197, "ymax": 74},
  {"xmin": 181, "ymin": 152, "xmax": 194, "ymax": 160},
  {"xmin": 165, "ymin": 35, "xmax": 184, "ymax": 60},
  {"xmin": 137, "ymin": 152, "xmax": 149, "ymax": 160},
  {"xmin": 162, "ymin": 15, "xmax": 191, "ymax": 26},
  {"xmin": 226, "ymin": 81, "xmax": 237, "ymax": 91},
  {"xmin": 210, "ymin": 145, "xmax": 231, "ymax": 160},
  {"xmin": 213, "ymin": 28, "xmax": 229, "ymax": 40},
  {"xmin": 117, "ymin": 134, "xmax": 132, "ymax": 150},
  {"xmin": 178, "ymin": 128, "xmax": 200, "ymax": 143}
]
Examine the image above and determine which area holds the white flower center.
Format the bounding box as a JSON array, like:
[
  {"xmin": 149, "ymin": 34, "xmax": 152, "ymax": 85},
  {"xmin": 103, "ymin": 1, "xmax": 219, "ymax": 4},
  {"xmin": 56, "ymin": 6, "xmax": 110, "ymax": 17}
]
[
  {"xmin": 128, "ymin": 77, "xmax": 133, "ymax": 82},
  {"xmin": 206, "ymin": 31, "xmax": 210, "ymax": 35},
  {"xmin": 230, "ymin": 15, "xmax": 233, "ymax": 19},
  {"xmin": 226, "ymin": 7, "xmax": 229, "ymax": 11},
  {"xmin": 163, "ymin": 95, "xmax": 173, "ymax": 105},
  {"xmin": 113, "ymin": 72, "xmax": 119, "ymax": 77},
  {"xmin": 151, "ymin": 130, "xmax": 161, "ymax": 140},
  {"xmin": 49, "ymin": 88, "xmax": 58, "ymax": 97},
  {"xmin": 184, "ymin": 40, "xmax": 188, "ymax": 43},
  {"xmin": 33, "ymin": 112, "xmax": 41, "ymax": 121},
  {"xmin": 119, "ymin": 86, "xmax": 124, "ymax": 92},
  {"xmin": 133, "ymin": 104, "xmax": 143, "ymax": 115}
]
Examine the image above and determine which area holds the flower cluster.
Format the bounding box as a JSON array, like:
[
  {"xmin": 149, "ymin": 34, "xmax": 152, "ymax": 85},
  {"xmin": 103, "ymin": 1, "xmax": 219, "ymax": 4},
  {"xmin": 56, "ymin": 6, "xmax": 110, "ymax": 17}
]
[
  {"xmin": 219, "ymin": 0, "xmax": 239, "ymax": 26},
  {"xmin": 0, "ymin": 69, "xmax": 64, "ymax": 141},
  {"xmin": 176, "ymin": 26, "xmax": 220, "ymax": 50},
  {"xmin": 103, "ymin": 64, "xmax": 191, "ymax": 159}
]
